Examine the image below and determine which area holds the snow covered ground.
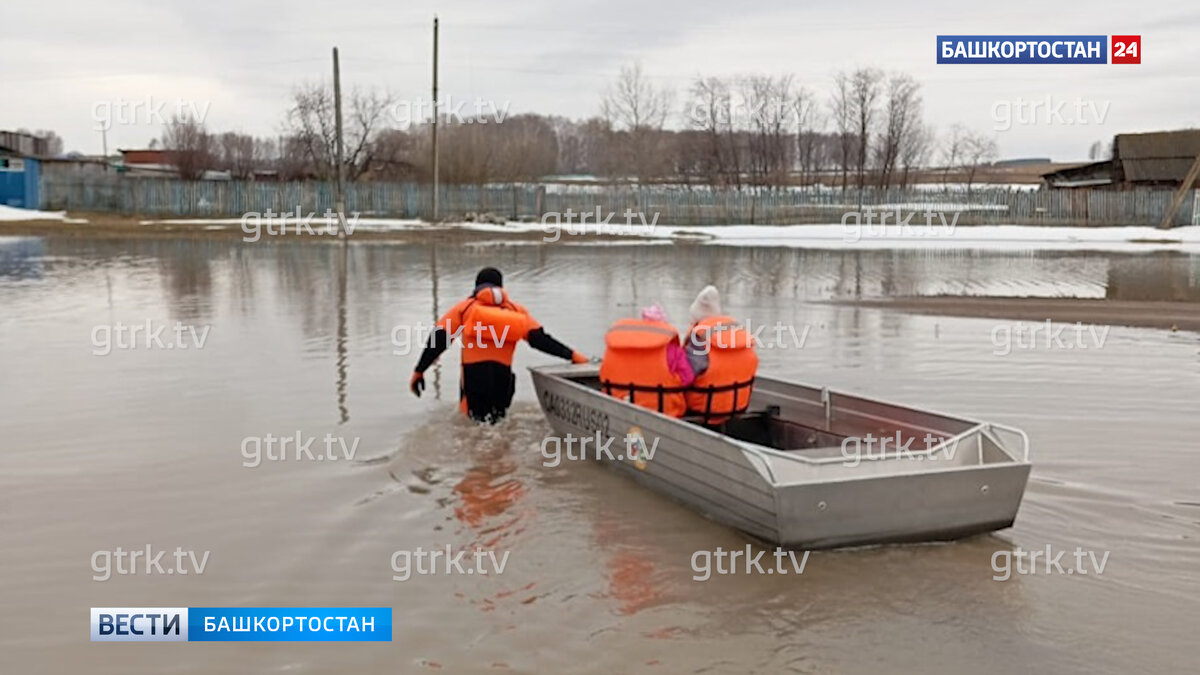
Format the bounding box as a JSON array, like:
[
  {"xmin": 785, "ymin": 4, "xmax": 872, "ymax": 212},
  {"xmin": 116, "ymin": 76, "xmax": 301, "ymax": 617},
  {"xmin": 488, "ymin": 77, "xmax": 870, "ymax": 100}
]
[
  {"xmin": 657, "ymin": 223, "xmax": 1200, "ymax": 252},
  {"xmin": 530, "ymin": 181, "xmax": 1041, "ymax": 194},
  {"xmin": 122, "ymin": 215, "xmax": 1200, "ymax": 253},
  {"xmin": 412, "ymin": 219, "xmax": 1200, "ymax": 253},
  {"xmin": 0, "ymin": 205, "xmax": 86, "ymax": 223}
]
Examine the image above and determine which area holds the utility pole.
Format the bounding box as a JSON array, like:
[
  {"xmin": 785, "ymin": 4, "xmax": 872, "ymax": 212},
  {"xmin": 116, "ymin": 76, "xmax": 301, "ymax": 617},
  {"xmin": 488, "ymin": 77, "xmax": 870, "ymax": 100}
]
[
  {"xmin": 333, "ymin": 46, "xmax": 346, "ymax": 239},
  {"xmin": 431, "ymin": 15, "xmax": 440, "ymax": 222},
  {"xmin": 100, "ymin": 126, "xmax": 108, "ymax": 171}
]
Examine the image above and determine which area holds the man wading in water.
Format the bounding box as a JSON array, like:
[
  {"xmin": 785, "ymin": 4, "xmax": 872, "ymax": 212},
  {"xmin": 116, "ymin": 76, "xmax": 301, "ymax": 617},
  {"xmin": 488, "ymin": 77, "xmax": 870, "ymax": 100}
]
[{"xmin": 410, "ymin": 267, "xmax": 589, "ymax": 423}]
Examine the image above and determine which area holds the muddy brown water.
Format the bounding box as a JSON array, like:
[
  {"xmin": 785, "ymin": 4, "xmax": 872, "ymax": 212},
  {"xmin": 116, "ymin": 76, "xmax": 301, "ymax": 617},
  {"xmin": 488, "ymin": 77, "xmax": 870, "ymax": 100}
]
[{"xmin": 1, "ymin": 235, "xmax": 1197, "ymax": 674}]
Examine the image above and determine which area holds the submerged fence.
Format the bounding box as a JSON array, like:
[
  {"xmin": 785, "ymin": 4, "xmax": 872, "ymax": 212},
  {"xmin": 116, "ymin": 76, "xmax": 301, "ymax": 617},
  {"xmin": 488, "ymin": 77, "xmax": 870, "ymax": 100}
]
[{"xmin": 39, "ymin": 176, "xmax": 1199, "ymax": 227}]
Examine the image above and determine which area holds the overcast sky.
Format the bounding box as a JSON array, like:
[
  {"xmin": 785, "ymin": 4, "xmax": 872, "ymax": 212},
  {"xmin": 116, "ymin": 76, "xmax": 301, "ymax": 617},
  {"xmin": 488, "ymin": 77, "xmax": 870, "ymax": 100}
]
[{"xmin": 3, "ymin": 0, "xmax": 1199, "ymax": 162}]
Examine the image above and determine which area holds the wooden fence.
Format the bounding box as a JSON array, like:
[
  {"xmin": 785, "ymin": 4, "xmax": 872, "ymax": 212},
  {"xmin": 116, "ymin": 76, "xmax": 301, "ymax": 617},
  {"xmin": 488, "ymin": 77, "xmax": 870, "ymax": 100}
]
[{"xmin": 39, "ymin": 177, "xmax": 1199, "ymax": 227}]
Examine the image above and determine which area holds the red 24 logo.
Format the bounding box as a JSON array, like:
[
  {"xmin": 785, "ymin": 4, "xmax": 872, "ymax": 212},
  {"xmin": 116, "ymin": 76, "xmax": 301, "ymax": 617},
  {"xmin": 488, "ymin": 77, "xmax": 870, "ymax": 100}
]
[{"xmin": 1112, "ymin": 35, "xmax": 1141, "ymax": 64}]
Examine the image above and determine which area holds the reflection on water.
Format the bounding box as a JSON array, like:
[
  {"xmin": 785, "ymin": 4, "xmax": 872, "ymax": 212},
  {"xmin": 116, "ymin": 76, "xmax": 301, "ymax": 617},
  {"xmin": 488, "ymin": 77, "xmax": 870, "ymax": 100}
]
[
  {"xmin": 452, "ymin": 446, "xmax": 526, "ymax": 537},
  {"xmin": 428, "ymin": 243, "xmax": 445, "ymax": 400},
  {"xmin": 1106, "ymin": 254, "xmax": 1200, "ymax": 301},
  {"xmin": 0, "ymin": 237, "xmax": 44, "ymax": 280},
  {"xmin": 1, "ymin": 235, "xmax": 1198, "ymax": 675},
  {"xmin": 336, "ymin": 241, "xmax": 350, "ymax": 424}
]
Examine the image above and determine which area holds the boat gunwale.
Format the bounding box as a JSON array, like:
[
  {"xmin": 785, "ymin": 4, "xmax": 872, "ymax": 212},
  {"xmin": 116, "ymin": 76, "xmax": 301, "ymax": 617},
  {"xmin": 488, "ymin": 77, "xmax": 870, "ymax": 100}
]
[{"xmin": 529, "ymin": 365, "xmax": 1032, "ymax": 489}]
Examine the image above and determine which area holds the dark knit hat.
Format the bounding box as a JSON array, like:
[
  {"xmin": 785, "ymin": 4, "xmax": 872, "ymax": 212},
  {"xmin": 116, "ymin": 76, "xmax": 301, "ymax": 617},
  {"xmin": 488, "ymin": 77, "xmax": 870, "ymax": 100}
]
[{"xmin": 475, "ymin": 267, "xmax": 503, "ymax": 287}]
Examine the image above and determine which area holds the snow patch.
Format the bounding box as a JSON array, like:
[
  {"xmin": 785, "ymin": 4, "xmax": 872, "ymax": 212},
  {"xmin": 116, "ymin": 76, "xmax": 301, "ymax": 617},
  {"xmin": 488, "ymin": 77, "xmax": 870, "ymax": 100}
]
[
  {"xmin": 0, "ymin": 205, "xmax": 86, "ymax": 223},
  {"xmin": 135, "ymin": 215, "xmax": 1200, "ymax": 253}
]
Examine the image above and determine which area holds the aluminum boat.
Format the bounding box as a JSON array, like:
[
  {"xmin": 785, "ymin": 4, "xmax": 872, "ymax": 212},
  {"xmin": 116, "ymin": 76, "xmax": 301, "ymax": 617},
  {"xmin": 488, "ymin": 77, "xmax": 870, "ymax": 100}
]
[{"xmin": 531, "ymin": 364, "xmax": 1032, "ymax": 549}]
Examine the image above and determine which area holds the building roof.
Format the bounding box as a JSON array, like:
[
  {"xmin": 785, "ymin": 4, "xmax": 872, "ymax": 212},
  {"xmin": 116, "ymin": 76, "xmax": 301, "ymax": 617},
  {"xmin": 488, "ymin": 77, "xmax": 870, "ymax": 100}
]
[
  {"xmin": 1041, "ymin": 160, "xmax": 1113, "ymax": 188},
  {"xmin": 119, "ymin": 148, "xmax": 174, "ymax": 161},
  {"xmin": 40, "ymin": 155, "xmax": 109, "ymax": 164},
  {"xmin": 1115, "ymin": 130, "xmax": 1200, "ymax": 183}
]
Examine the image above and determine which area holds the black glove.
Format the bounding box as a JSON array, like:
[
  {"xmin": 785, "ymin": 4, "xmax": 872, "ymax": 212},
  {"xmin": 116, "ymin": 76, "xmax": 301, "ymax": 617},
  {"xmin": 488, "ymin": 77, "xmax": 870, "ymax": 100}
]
[{"xmin": 409, "ymin": 371, "xmax": 426, "ymax": 397}]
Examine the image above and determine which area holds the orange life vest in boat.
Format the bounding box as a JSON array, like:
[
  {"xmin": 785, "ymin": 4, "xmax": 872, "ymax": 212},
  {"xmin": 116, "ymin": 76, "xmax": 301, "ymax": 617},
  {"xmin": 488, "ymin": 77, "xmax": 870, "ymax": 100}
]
[
  {"xmin": 685, "ymin": 315, "xmax": 757, "ymax": 422},
  {"xmin": 599, "ymin": 318, "xmax": 687, "ymax": 418},
  {"xmin": 437, "ymin": 286, "xmax": 538, "ymax": 367}
]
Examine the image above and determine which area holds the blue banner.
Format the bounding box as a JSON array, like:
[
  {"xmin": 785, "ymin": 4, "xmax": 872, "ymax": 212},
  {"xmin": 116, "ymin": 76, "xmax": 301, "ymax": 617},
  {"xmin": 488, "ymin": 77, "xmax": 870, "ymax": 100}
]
[
  {"xmin": 937, "ymin": 35, "xmax": 1107, "ymax": 64},
  {"xmin": 92, "ymin": 607, "xmax": 392, "ymax": 642}
]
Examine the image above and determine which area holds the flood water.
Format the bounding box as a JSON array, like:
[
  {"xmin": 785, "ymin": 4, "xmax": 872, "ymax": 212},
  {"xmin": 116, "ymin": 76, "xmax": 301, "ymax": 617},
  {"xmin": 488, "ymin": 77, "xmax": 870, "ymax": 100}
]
[{"xmin": 1, "ymin": 235, "xmax": 1198, "ymax": 674}]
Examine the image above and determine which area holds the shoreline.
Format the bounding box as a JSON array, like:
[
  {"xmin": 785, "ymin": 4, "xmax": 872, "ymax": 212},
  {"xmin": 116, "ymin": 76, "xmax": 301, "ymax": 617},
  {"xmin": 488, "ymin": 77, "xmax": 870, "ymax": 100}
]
[
  {"xmin": 3, "ymin": 212, "xmax": 1200, "ymax": 253},
  {"xmin": 834, "ymin": 297, "xmax": 1199, "ymax": 333},
  {"xmin": 0, "ymin": 214, "xmax": 641, "ymax": 244}
]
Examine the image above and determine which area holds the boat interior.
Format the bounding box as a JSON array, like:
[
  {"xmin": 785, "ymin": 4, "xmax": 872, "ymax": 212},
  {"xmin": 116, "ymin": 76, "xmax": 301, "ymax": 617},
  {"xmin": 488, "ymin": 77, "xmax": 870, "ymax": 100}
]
[{"xmin": 562, "ymin": 372, "xmax": 1027, "ymax": 471}]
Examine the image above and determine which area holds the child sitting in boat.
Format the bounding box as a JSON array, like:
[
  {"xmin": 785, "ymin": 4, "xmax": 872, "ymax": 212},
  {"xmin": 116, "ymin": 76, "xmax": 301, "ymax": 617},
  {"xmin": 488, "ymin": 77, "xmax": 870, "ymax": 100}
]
[
  {"xmin": 683, "ymin": 286, "xmax": 758, "ymax": 424},
  {"xmin": 598, "ymin": 304, "xmax": 693, "ymax": 417}
]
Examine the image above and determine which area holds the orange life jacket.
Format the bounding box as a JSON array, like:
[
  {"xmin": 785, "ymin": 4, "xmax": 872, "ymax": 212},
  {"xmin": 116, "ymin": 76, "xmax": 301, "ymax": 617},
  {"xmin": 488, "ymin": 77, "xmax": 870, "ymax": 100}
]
[
  {"xmin": 439, "ymin": 286, "xmax": 534, "ymax": 367},
  {"xmin": 435, "ymin": 286, "xmax": 540, "ymax": 417},
  {"xmin": 599, "ymin": 318, "xmax": 687, "ymax": 418},
  {"xmin": 685, "ymin": 315, "xmax": 757, "ymax": 423}
]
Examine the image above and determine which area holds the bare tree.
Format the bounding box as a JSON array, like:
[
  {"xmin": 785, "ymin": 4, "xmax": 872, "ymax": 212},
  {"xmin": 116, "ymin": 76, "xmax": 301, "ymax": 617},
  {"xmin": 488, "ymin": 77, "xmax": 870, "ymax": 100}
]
[
  {"xmin": 960, "ymin": 129, "xmax": 999, "ymax": 194},
  {"xmin": 939, "ymin": 123, "xmax": 967, "ymax": 188},
  {"xmin": 875, "ymin": 73, "xmax": 922, "ymax": 188},
  {"xmin": 938, "ymin": 124, "xmax": 1002, "ymax": 192},
  {"xmin": 848, "ymin": 68, "xmax": 883, "ymax": 189},
  {"xmin": 493, "ymin": 114, "xmax": 559, "ymax": 181},
  {"xmin": 285, "ymin": 83, "xmax": 335, "ymax": 179},
  {"xmin": 602, "ymin": 62, "xmax": 672, "ymax": 131},
  {"xmin": 550, "ymin": 116, "xmax": 589, "ymax": 175},
  {"xmin": 578, "ymin": 117, "xmax": 616, "ymax": 177},
  {"xmin": 418, "ymin": 114, "xmax": 559, "ymax": 184},
  {"xmin": 792, "ymin": 86, "xmax": 822, "ymax": 185},
  {"xmin": 126, "ymin": 67, "xmax": 956, "ymax": 193},
  {"xmin": 685, "ymin": 76, "xmax": 739, "ymax": 187},
  {"xmin": 829, "ymin": 72, "xmax": 855, "ymax": 190},
  {"xmin": 276, "ymin": 135, "xmax": 314, "ymax": 181},
  {"xmin": 898, "ymin": 122, "xmax": 933, "ymax": 188},
  {"xmin": 284, "ymin": 83, "xmax": 394, "ymax": 182},
  {"xmin": 161, "ymin": 114, "xmax": 213, "ymax": 180},
  {"xmin": 344, "ymin": 89, "xmax": 394, "ymax": 180},
  {"xmin": 218, "ymin": 132, "xmax": 257, "ymax": 179},
  {"xmin": 742, "ymin": 74, "xmax": 795, "ymax": 186},
  {"xmin": 601, "ymin": 62, "xmax": 674, "ymax": 181},
  {"xmin": 251, "ymin": 137, "xmax": 278, "ymax": 176},
  {"xmin": 368, "ymin": 128, "xmax": 422, "ymax": 181}
]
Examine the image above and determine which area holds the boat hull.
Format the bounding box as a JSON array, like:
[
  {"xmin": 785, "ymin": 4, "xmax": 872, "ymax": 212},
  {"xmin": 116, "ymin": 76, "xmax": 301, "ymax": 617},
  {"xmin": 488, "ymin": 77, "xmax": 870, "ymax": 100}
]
[{"xmin": 531, "ymin": 364, "xmax": 1032, "ymax": 549}]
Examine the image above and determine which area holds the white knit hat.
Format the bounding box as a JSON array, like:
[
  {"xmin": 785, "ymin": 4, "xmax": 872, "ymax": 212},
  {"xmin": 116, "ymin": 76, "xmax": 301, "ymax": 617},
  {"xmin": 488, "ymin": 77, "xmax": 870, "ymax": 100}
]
[{"xmin": 689, "ymin": 285, "xmax": 722, "ymax": 322}]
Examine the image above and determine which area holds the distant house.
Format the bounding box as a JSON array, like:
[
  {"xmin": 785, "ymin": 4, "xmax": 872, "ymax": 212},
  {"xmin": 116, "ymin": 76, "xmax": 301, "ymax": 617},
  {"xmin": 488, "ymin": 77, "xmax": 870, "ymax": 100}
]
[
  {"xmin": 0, "ymin": 131, "xmax": 53, "ymax": 158},
  {"xmin": 1112, "ymin": 129, "xmax": 1200, "ymax": 188},
  {"xmin": 116, "ymin": 148, "xmax": 235, "ymax": 180},
  {"xmin": 1043, "ymin": 129, "xmax": 1200, "ymax": 189},
  {"xmin": 40, "ymin": 155, "xmax": 112, "ymax": 182},
  {"xmin": 118, "ymin": 148, "xmax": 179, "ymax": 176}
]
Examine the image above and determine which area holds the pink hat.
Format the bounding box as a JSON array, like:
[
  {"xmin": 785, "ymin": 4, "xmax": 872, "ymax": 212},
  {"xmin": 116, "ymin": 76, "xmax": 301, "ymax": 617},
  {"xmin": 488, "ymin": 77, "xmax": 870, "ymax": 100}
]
[{"xmin": 640, "ymin": 303, "xmax": 668, "ymax": 322}]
